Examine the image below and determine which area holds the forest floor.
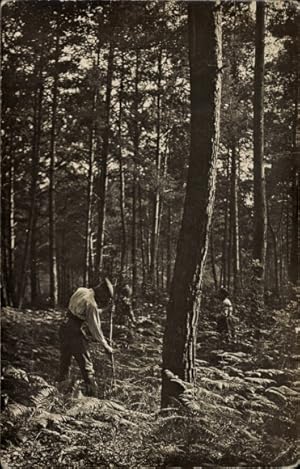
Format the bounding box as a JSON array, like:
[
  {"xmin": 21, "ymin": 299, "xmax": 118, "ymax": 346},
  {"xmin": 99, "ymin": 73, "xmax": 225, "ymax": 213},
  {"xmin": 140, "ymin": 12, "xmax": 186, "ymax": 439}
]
[{"xmin": 1, "ymin": 297, "xmax": 300, "ymax": 468}]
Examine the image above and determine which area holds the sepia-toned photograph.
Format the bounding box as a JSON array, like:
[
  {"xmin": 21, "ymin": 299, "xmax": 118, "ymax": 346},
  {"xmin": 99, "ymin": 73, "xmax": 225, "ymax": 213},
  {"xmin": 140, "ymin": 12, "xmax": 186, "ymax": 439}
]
[{"xmin": 1, "ymin": 0, "xmax": 299, "ymax": 467}]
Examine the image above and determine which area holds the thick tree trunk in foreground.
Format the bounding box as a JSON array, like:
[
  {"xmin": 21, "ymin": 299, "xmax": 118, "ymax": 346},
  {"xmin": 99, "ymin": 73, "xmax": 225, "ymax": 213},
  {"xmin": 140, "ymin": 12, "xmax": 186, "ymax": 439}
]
[
  {"xmin": 161, "ymin": 1, "xmax": 222, "ymax": 407},
  {"xmin": 253, "ymin": 1, "xmax": 267, "ymax": 303}
]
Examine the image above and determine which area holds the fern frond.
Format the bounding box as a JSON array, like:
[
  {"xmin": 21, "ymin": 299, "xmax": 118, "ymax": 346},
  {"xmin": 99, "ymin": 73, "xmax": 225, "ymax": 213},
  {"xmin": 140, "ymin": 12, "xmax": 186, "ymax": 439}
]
[
  {"xmin": 244, "ymin": 398, "xmax": 280, "ymax": 413},
  {"xmin": 265, "ymin": 387, "xmax": 287, "ymax": 406},
  {"xmin": 3, "ymin": 366, "xmax": 29, "ymax": 382},
  {"xmin": 31, "ymin": 385, "xmax": 56, "ymax": 408},
  {"xmin": 200, "ymin": 376, "xmax": 246, "ymax": 393},
  {"xmin": 197, "ymin": 401, "xmax": 243, "ymax": 418},
  {"xmin": 245, "ymin": 377, "xmax": 277, "ymax": 387},
  {"xmin": 197, "ymin": 366, "xmax": 231, "ymax": 380},
  {"xmin": 277, "ymin": 385, "xmax": 299, "ymax": 397},
  {"xmin": 31, "ymin": 410, "xmax": 70, "ymax": 429},
  {"xmin": 196, "ymin": 386, "xmax": 226, "ymax": 403},
  {"xmin": 223, "ymin": 365, "xmax": 245, "ymax": 378},
  {"xmin": 237, "ymin": 427, "xmax": 260, "ymax": 442},
  {"xmin": 7, "ymin": 402, "xmax": 33, "ymax": 420},
  {"xmin": 245, "ymin": 409, "xmax": 275, "ymax": 422}
]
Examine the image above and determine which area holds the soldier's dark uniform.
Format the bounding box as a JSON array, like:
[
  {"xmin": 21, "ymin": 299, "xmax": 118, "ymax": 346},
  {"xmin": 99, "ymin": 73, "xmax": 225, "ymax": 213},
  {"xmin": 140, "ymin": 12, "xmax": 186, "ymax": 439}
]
[{"xmin": 115, "ymin": 285, "xmax": 135, "ymax": 326}]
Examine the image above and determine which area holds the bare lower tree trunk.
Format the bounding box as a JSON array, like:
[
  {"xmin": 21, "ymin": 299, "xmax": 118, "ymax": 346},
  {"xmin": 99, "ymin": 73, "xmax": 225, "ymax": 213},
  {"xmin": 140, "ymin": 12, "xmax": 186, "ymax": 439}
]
[
  {"xmin": 150, "ymin": 47, "xmax": 163, "ymax": 286},
  {"xmin": 268, "ymin": 219, "xmax": 279, "ymax": 296},
  {"xmin": 138, "ymin": 184, "xmax": 146, "ymax": 289},
  {"xmin": 131, "ymin": 51, "xmax": 140, "ymax": 301},
  {"xmin": 1, "ymin": 182, "xmax": 11, "ymax": 305},
  {"xmin": 210, "ymin": 228, "xmax": 218, "ymax": 290},
  {"xmin": 289, "ymin": 72, "xmax": 299, "ymax": 284},
  {"xmin": 162, "ymin": 1, "xmax": 222, "ymax": 407},
  {"xmin": 132, "ymin": 171, "xmax": 138, "ymax": 300},
  {"xmin": 220, "ymin": 157, "xmax": 230, "ymax": 287},
  {"xmin": 84, "ymin": 48, "xmax": 100, "ymax": 286},
  {"xmin": 166, "ymin": 205, "xmax": 172, "ymax": 291},
  {"xmin": 118, "ymin": 52, "xmax": 127, "ymax": 275},
  {"xmin": 145, "ymin": 204, "xmax": 151, "ymax": 277},
  {"xmin": 230, "ymin": 145, "xmax": 241, "ymax": 295},
  {"xmin": 285, "ymin": 196, "xmax": 290, "ymax": 272},
  {"xmin": 30, "ymin": 210, "xmax": 39, "ymax": 306},
  {"xmin": 96, "ymin": 43, "xmax": 114, "ymax": 274},
  {"xmin": 253, "ymin": 1, "xmax": 267, "ymax": 304},
  {"xmin": 84, "ymin": 105, "xmax": 96, "ymax": 286},
  {"xmin": 8, "ymin": 151, "xmax": 16, "ymax": 304}
]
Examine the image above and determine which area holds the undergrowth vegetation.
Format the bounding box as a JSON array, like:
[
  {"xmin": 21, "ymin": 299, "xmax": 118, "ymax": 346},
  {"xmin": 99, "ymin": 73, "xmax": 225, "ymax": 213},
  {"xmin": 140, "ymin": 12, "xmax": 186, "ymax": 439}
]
[{"xmin": 1, "ymin": 296, "xmax": 299, "ymax": 467}]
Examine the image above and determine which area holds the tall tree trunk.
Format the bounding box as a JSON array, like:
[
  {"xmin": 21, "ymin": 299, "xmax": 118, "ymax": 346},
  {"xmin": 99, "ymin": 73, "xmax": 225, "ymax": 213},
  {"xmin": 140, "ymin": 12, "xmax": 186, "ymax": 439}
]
[
  {"xmin": 220, "ymin": 157, "xmax": 230, "ymax": 287},
  {"xmin": 138, "ymin": 184, "xmax": 146, "ymax": 289},
  {"xmin": 132, "ymin": 51, "xmax": 140, "ymax": 301},
  {"xmin": 84, "ymin": 49, "xmax": 100, "ymax": 286},
  {"xmin": 285, "ymin": 196, "xmax": 289, "ymax": 272},
  {"xmin": 84, "ymin": 99, "xmax": 97, "ymax": 286},
  {"xmin": 269, "ymin": 223, "xmax": 279, "ymax": 296},
  {"xmin": 1, "ymin": 179, "xmax": 10, "ymax": 305},
  {"xmin": 289, "ymin": 71, "xmax": 299, "ymax": 284},
  {"xmin": 210, "ymin": 228, "xmax": 218, "ymax": 290},
  {"xmin": 150, "ymin": 47, "xmax": 163, "ymax": 286},
  {"xmin": 166, "ymin": 205, "xmax": 172, "ymax": 291},
  {"xmin": 230, "ymin": 144, "xmax": 241, "ymax": 295},
  {"xmin": 30, "ymin": 210, "xmax": 38, "ymax": 306},
  {"xmin": 279, "ymin": 226, "xmax": 284, "ymax": 289},
  {"xmin": 7, "ymin": 150, "xmax": 15, "ymax": 305},
  {"xmin": 145, "ymin": 204, "xmax": 151, "ymax": 277},
  {"xmin": 118, "ymin": 52, "xmax": 127, "ymax": 275},
  {"xmin": 267, "ymin": 200, "xmax": 280, "ymax": 296},
  {"xmin": 161, "ymin": 1, "xmax": 222, "ymax": 407},
  {"xmin": 253, "ymin": 1, "xmax": 267, "ymax": 304},
  {"xmin": 96, "ymin": 43, "xmax": 114, "ymax": 274},
  {"xmin": 49, "ymin": 31, "xmax": 60, "ymax": 306},
  {"xmin": 18, "ymin": 48, "xmax": 44, "ymax": 308},
  {"xmin": 132, "ymin": 171, "xmax": 138, "ymax": 300}
]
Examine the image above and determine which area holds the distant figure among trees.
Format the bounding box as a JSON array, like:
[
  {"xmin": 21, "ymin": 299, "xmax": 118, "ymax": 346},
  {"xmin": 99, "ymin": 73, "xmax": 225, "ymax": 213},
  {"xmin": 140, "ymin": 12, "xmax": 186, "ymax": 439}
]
[
  {"xmin": 115, "ymin": 284, "xmax": 136, "ymax": 327},
  {"xmin": 57, "ymin": 278, "xmax": 114, "ymax": 396},
  {"xmin": 217, "ymin": 287, "xmax": 236, "ymax": 343}
]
